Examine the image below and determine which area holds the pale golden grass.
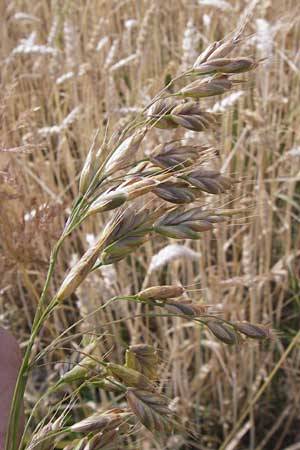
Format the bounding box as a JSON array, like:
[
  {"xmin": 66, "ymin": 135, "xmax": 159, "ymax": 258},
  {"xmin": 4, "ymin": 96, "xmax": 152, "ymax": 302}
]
[{"xmin": 1, "ymin": 0, "xmax": 300, "ymax": 449}]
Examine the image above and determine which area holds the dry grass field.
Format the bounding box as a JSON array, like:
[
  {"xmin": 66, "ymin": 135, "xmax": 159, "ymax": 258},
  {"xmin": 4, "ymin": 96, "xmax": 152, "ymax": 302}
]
[{"xmin": 1, "ymin": 0, "xmax": 300, "ymax": 449}]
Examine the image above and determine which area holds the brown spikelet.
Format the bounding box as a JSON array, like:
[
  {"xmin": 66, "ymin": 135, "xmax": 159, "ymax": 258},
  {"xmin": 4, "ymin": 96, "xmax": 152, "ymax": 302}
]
[{"xmin": 126, "ymin": 388, "xmax": 173, "ymax": 433}]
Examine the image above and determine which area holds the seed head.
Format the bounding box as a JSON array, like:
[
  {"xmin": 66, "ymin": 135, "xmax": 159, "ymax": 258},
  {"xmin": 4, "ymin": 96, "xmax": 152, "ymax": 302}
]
[
  {"xmin": 104, "ymin": 129, "xmax": 146, "ymax": 174},
  {"xmin": 193, "ymin": 57, "xmax": 257, "ymax": 75},
  {"xmin": 206, "ymin": 321, "xmax": 237, "ymax": 344},
  {"xmin": 154, "ymin": 206, "xmax": 226, "ymax": 239},
  {"xmin": 149, "ymin": 142, "xmax": 204, "ymax": 171},
  {"xmin": 147, "ymin": 98, "xmax": 179, "ymax": 129},
  {"xmin": 57, "ymin": 234, "xmax": 107, "ymax": 301},
  {"xmin": 27, "ymin": 417, "xmax": 63, "ymax": 450},
  {"xmin": 154, "ymin": 180, "xmax": 196, "ymax": 204},
  {"xmin": 79, "ymin": 140, "xmax": 98, "ymax": 196},
  {"xmin": 126, "ymin": 344, "xmax": 159, "ymax": 380},
  {"xmin": 184, "ymin": 169, "xmax": 234, "ymax": 194},
  {"xmin": 58, "ymin": 343, "xmax": 98, "ymax": 385},
  {"xmin": 138, "ymin": 285, "xmax": 184, "ymax": 302},
  {"xmin": 234, "ymin": 322, "xmax": 268, "ymax": 339},
  {"xmin": 178, "ymin": 75, "xmax": 234, "ymax": 98},
  {"xmin": 83, "ymin": 429, "xmax": 120, "ymax": 450},
  {"xmin": 170, "ymin": 102, "xmax": 218, "ymax": 132},
  {"xmin": 193, "ymin": 35, "xmax": 242, "ymax": 67},
  {"xmin": 164, "ymin": 300, "xmax": 196, "ymax": 318},
  {"xmin": 87, "ymin": 192, "xmax": 128, "ymax": 216},
  {"xmin": 126, "ymin": 388, "xmax": 173, "ymax": 433},
  {"xmin": 107, "ymin": 362, "xmax": 153, "ymax": 390},
  {"xmin": 120, "ymin": 177, "xmax": 158, "ymax": 200},
  {"xmin": 100, "ymin": 207, "xmax": 154, "ymax": 265},
  {"xmin": 70, "ymin": 410, "xmax": 128, "ymax": 433}
]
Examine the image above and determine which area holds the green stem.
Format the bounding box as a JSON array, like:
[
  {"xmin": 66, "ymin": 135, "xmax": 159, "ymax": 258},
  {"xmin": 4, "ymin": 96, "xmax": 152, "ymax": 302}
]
[{"xmin": 5, "ymin": 238, "xmax": 63, "ymax": 450}]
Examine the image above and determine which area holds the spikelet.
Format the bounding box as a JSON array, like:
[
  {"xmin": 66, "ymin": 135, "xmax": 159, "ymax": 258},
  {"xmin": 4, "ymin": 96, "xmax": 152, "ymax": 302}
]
[
  {"xmin": 126, "ymin": 344, "xmax": 159, "ymax": 380},
  {"xmin": 104, "ymin": 129, "xmax": 146, "ymax": 174},
  {"xmin": 70, "ymin": 410, "xmax": 128, "ymax": 433},
  {"xmin": 149, "ymin": 142, "xmax": 203, "ymax": 170},
  {"xmin": 83, "ymin": 429, "xmax": 120, "ymax": 450},
  {"xmin": 169, "ymin": 102, "xmax": 218, "ymax": 132},
  {"xmin": 147, "ymin": 99, "xmax": 179, "ymax": 129},
  {"xmin": 57, "ymin": 341, "xmax": 99, "ymax": 386},
  {"xmin": 177, "ymin": 75, "xmax": 236, "ymax": 98},
  {"xmin": 107, "ymin": 363, "xmax": 153, "ymax": 390},
  {"xmin": 56, "ymin": 234, "xmax": 107, "ymax": 301},
  {"xmin": 234, "ymin": 322, "xmax": 268, "ymax": 339},
  {"xmin": 183, "ymin": 169, "xmax": 234, "ymax": 194},
  {"xmin": 206, "ymin": 321, "xmax": 237, "ymax": 344},
  {"xmin": 192, "ymin": 57, "xmax": 257, "ymax": 75},
  {"xmin": 27, "ymin": 417, "xmax": 63, "ymax": 450},
  {"xmin": 126, "ymin": 388, "xmax": 173, "ymax": 433},
  {"xmin": 154, "ymin": 180, "xmax": 196, "ymax": 204},
  {"xmin": 138, "ymin": 285, "xmax": 184, "ymax": 302},
  {"xmin": 154, "ymin": 206, "xmax": 226, "ymax": 239},
  {"xmin": 79, "ymin": 130, "xmax": 101, "ymax": 195}
]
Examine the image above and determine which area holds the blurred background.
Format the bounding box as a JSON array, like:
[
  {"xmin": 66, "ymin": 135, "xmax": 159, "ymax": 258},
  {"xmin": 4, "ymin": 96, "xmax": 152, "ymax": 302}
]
[{"xmin": 0, "ymin": 0, "xmax": 300, "ymax": 448}]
